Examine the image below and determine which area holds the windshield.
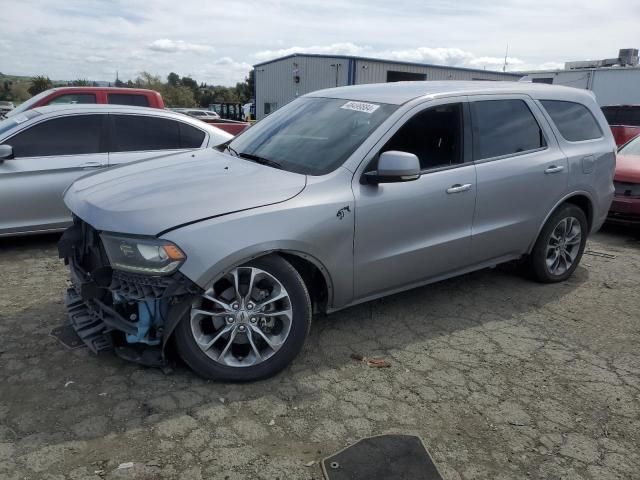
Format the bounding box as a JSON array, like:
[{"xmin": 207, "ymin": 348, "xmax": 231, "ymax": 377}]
[
  {"xmin": 227, "ymin": 97, "xmax": 397, "ymax": 175},
  {"xmin": 0, "ymin": 110, "xmax": 41, "ymax": 136},
  {"xmin": 619, "ymin": 135, "xmax": 640, "ymax": 156},
  {"xmin": 5, "ymin": 90, "xmax": 53, "ymax": 118}
]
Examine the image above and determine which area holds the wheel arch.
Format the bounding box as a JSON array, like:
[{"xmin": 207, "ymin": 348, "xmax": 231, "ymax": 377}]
[
  {"xmin": 528, "ymin": 191, "xmax": 594, "ymax": 254},
  {"xmin": 193, "ymin": 246, "xmax": 335, "ymax": 314}
]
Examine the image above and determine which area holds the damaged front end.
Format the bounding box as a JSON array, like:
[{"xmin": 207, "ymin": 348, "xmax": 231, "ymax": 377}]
[{"xmin": 58, "ymin": 218, "xmax": 201, "ymax": 366}]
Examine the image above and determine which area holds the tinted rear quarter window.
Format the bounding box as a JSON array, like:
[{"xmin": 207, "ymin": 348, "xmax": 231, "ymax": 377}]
[
  {"xmin": 471, "ymin": 99, "xmax": 546, "ymax": 160},
  {"xmin": 541, "ymin": 100, "xmax": 602, "ymax": 141},
  {"xmin": 108, "ymin": 94, "xmax": 150, "ymax": 107},
  {"xmin": 179, "ymin": 122, "xmax": 206, "ymax": 148},
  {"xmin": 111, "ymin": 115, "xmax": 181, "ymax": 152},
  {"xmin": 4, "ymin": 114, "xmax": 104, "ymax": 157},
  {"xmin": 47, "ymin": 93, "xmax": 96, "ymax": 105}
]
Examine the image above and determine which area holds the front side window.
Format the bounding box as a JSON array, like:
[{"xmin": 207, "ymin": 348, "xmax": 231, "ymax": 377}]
[
  {"xmin": 541, "ymin": 100, "xmax": 602, "ymax": 141},
  {"xmin": 111, "ymin": 115, "xmax": 181, "ymax": 152},
  {"xmin": 471, "ymin": 99, "xmax": 546, "ymax": 160},
  {"xmin": 47, "ymin": 93, "xmax": 96, "ymax": 105},
  {"xmin": 3, "ymin": 115, "xmax": 104, "ymax": 157},
  {"xmin": 228, "ymin": 97, "xmax": 398, "ymax": 175},
  {"xmin": 381, "ymin": 103, "xmax": 463, "ymax": 170},
  {"xmin": 108, "ymin": 94, "xmax": 150, "ymax": 107}
]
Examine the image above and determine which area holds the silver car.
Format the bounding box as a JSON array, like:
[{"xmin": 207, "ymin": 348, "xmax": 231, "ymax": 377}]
[
  {"xmin": 58, "ymin": 81, "xmax": 615, "ymax": 381},
  {"xmin": 0, "ymin": 104, "xmax": 232, "ymax": 236}
]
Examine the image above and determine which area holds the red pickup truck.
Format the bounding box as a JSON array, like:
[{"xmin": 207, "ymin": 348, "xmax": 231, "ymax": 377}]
[
  {"xmin": 601, "ymin": 105, "xmax": 640, "ymax": 146},
  {"xmin": 5, "ymin": 87, "xmax": 249, "ymax": 136},
  {"xmin": 5, "ymin": 87, "xmax": 165, "ymax": 116}
]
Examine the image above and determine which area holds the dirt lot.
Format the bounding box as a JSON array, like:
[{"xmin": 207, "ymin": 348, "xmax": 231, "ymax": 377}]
[{"xmin": 0, "ymin": 226, "xmax": 639, "ymax": 480}]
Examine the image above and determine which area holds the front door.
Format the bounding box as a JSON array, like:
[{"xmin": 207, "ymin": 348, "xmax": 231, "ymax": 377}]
[
  {"xmin": 353, "ymin": 100, "xmax": 477, "ymax": 300},
  {"xmin": 0, "ymin": 114, "xmax": 107, "ymax": 235}
]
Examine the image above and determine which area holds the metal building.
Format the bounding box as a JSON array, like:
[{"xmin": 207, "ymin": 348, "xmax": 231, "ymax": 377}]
[
  {"xmin": 253, "ymin": 53, "xmax": 521, "ymax": 119},
  {"xmin": 522, "ymin": 49, "xmax": 640, "ymax": 106}
]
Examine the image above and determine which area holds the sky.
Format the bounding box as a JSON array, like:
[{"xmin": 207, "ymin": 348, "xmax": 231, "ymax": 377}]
[{"xmin": 1, "ymin": 0, "xmax": 639, "ymax": 86}]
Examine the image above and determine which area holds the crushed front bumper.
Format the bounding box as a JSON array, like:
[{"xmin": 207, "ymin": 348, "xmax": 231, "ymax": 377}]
[{"xmin": 58, "ymin": 218, "xmax": 201, "ymax": 366}]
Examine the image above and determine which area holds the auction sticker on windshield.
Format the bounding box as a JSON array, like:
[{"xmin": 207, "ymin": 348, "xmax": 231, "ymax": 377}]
[{"xmin": 341, "ymin": 101, "xmax": 380, "ymax": 114}]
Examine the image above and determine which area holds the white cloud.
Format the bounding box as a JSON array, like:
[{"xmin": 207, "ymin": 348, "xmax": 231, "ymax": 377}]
[
  {"xmin": 256, "ymin": 44, "xmax": 562, "ymax": 72},
  {"xmin": 1, "ymin": 0, "xmax": 636, "ymax": 84},
  {"xmin": 148, "ymin": 39, "xmax": 215, "ymax": 54},
  {"xmin": 255, "ymin": 43, "xmax": 370, "ymax": 61}
]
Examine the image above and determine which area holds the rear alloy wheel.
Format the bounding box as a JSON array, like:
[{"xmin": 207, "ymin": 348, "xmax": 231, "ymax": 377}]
[
  {"xmin": 528, "ymin": 204, "xmax": 588, "ymax": 283},
  {"xmin": 174, "ymin": 255, "xmax": 311, "ymax": 381}
]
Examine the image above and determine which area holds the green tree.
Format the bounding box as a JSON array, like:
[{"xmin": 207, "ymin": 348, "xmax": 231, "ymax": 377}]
[
  {"xmin": 162, "ymin": 85, "xmax": 196, "ymax": 107},
  {"xmin": 10, "ymin": 82, "xmax": 30, "ymax": 103},
  {"xmin": 167, "ymin": 72, "xmax": 180, "ymax": 87},
  {"xmin": 28, "ymin": 75, "xmax": 52, "ymax": 96},
  {"xmin": 71, "ymin": 79, "xmax": 90, "ymax": 86},
  {"xmin": 234, "ymin": 70, "xmax": 254, "ymax": 104}
]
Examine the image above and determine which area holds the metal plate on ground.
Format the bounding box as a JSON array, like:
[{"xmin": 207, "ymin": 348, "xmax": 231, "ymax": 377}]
[
  {"xmin": 50, "ymin": 324, "xmax": 85, "ymax": 350},
  {"xmin": 322, "ymin": 434, "xmax": 443, "ymax": 480}
]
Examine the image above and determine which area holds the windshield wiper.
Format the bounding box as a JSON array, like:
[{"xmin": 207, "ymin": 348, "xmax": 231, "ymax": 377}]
[{"xmin": 237, "ymin": 152, "xmax": 283, "ymax": 170}]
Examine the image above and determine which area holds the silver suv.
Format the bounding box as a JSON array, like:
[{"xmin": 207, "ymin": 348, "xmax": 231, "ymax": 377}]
[{"xmin": 59, "ymin": 81, "xmax": 615, "ymax": 381}]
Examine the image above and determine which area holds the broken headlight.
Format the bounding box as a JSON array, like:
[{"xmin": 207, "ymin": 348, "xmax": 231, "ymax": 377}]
[{"xmin": 100, "ymin": 234, "xmax": 186, "ymax": 275}]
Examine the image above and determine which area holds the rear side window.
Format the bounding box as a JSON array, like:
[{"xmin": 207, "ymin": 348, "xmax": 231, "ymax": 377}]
[
  {"xmin": 541, "ymin": 100, "xmax": 602, "ymax": 141},
  {"xmin": 471, "ymin": 100, "xmax": 546, "ymax": 160},
  {"xmin": 108, "ymin": 94, "xmax": 150, "ymax": 107},
  {"xmin": 4, "ymin": 115, "xmax": 104, "ymax": 157},
  {"xmin": 47, "ymin": 93, "xmax": 96, "ymax": 105},
  {"xmin": 111, "ymin": 115, "xmax": 181, "ymax": 152},
  {"xmin": 178, "ymin": 123, "xmax": 206, "ymax": 148}
]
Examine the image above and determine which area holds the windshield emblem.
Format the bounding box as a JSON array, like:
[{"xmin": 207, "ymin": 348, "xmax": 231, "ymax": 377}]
[{"xmin": 336, "ymin": 206, "xmax": 351, "ymax": 220}]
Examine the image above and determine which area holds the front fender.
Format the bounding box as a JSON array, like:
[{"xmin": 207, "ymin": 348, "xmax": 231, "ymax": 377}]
[{"xmin": 161, "ymin": 171, "xmax": 355, "ymax": 309}]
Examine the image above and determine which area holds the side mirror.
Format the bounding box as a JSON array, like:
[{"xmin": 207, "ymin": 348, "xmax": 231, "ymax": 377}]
[
  {"xmin": 364, "ymin": 151, "xmax": 421, "ymax": 184},
  {"xmin": 0, "ymin": 145, "xmax": 14, "ymax": 163}
]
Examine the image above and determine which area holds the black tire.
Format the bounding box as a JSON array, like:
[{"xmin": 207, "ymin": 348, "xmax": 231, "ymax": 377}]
[
  {"xmin": 174, "ymin": 255, "xmax": 312, "ymax": 381},
  {"xmin": 528, "ymin": 204, "xmax": 588, "ymax": 283}
]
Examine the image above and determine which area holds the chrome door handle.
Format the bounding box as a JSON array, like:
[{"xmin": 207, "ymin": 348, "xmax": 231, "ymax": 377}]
[
  {"xmin": 79, "ymin": 162, "xmax": 102, "ymax": 169},
  {"xmin": 446, "ymin": 183, "xmax": 472, "ymax": 194},
  {"xmin": 544, "ymin": 165, "xmax": 564, "ymax": 174}
]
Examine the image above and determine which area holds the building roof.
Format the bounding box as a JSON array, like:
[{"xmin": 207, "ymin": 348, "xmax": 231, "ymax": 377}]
[
  {"xmin": 518, "ymin": 66, "xmax": 640, "ymax": 75},
  {"xmin": 303, "ymin": 80, "xmax": 594, "ymax": 105},
  {"xmin": 253, "ymin": 53, "xmax": 521, "ymax": 77}
]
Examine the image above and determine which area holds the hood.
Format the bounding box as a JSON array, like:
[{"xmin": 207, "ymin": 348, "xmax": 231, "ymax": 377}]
[
  {"xmin": 615, "ymin": 154, "xmax": 640, "ymax": 184},
  {"xmin": 64, "ymin": 149, "xmax": 307, "ymax": 236}
]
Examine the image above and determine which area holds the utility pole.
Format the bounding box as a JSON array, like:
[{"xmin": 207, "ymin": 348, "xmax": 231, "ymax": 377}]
[{"xmin": 503, "ymin": 45, "xmax": 509, "ymax": 72}]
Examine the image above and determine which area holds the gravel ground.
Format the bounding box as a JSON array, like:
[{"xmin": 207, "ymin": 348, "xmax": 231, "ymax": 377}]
[{"xmin": 0, "ymin": 226, "xmax": 639, "ymax": 480}]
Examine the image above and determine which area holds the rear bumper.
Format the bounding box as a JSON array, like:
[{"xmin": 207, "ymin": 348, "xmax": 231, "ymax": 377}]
[{"xmin": 608, "ymin": 195, "xmax": 640, "ymax": 224}]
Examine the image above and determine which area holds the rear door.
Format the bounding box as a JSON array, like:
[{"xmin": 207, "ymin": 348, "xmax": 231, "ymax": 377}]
[
  {"xmin": 107, "ymin": 114, "xmax": 207, "ymax": 166},
  {"xmin": 470, "ymin": 96, "xmax": 567, "ymax": 264},
  {"xmin": 0, "ymin": 114, "xmax": 107, "ymax": 234}
]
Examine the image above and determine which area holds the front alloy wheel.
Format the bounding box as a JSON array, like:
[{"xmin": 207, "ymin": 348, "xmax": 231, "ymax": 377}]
[{"xmin": 175, "ymin": 255, "xmax": 311, "ymax": 381}]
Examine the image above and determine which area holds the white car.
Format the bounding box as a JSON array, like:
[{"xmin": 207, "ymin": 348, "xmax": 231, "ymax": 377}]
[
  {"xmin": 0, "ymin": 101, "xmax": 15, "ymax": 116},
  {"xmin": 173, "ymin": 108, "xmax": 221, "ymax": 120},
  {"xmin": 0, "ymin": 104, "xmax": 232, "ymax": 236}
]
